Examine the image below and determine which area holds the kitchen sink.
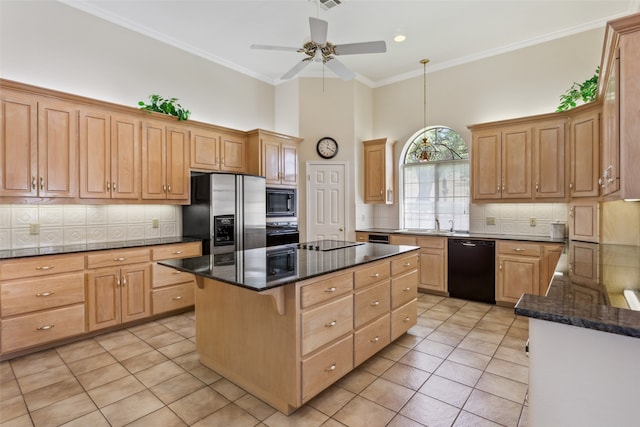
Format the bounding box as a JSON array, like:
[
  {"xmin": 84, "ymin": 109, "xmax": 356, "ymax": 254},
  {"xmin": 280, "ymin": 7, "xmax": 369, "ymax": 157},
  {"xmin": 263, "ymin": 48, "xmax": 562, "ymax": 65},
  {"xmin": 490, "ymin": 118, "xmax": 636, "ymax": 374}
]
[{"xmin": 395, "ymin": 229, "xmax": 456, "ymax": 236}]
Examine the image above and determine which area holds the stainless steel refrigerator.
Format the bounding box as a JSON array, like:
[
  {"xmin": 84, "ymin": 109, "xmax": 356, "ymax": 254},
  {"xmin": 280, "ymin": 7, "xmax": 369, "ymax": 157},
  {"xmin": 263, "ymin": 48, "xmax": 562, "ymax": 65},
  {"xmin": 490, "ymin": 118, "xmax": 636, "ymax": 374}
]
[{"xmin": 182, "ymin": 173, "xmax": 266, "ymax": 255}]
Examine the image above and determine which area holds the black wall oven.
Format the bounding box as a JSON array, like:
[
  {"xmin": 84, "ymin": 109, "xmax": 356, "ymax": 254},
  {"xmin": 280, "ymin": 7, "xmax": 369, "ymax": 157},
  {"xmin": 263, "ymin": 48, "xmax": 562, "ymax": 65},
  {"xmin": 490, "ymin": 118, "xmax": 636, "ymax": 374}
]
[{"xmin": 266, "ymin": 187, "xmax": 296, "ymax": 217}]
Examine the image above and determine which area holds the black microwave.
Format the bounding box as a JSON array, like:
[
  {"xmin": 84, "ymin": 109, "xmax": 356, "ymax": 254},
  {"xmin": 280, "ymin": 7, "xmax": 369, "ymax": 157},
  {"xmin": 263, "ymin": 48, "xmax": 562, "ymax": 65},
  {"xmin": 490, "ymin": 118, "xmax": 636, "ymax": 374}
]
[{"xmin": 266, "ymin": 187, "xmax": 296, "ymax": 217}]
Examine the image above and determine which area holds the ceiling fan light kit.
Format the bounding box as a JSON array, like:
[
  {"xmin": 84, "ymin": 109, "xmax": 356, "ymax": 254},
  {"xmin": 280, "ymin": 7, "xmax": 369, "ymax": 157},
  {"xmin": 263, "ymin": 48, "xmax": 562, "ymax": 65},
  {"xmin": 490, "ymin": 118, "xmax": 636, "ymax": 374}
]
[{"xmin": 251, "ymin": 15, "xmax": 386, "ymax": 81}]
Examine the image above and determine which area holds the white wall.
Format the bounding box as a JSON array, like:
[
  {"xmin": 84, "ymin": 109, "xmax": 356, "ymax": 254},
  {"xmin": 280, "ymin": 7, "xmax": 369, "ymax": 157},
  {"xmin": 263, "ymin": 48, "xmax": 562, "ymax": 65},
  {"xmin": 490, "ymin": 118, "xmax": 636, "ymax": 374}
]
[{"xmin": 0, "ymin": 0, "xmax": 274, "ymax": 131}]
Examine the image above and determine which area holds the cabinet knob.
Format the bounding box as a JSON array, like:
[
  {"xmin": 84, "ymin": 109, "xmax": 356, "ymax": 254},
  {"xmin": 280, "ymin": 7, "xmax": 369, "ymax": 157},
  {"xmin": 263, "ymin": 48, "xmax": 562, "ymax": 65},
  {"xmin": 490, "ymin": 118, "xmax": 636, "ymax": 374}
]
[
  {"xmin": 163, "ymin": 184, "xmax": 167, "ymax": 192},
  {"xmin": 106, "ymin": 181, "xmax": 111, "ymax": 191},
  {"xmin": 535, "ymin": 183, "xmax": 539, "ymax": 192},
  {"xmin": 113, "ymin": 257, "xmax": 127, "ymax": 261},
  {"xmin": 403, "ymin": 287, "xmax": 411, "ymax": 292},
  {"xmin": 370, "ymin": 300, "xmax": 380, "ymax": 306},
  {"xmin": 325, "ymin": 363, "xmax": 337, "ymax": 372},
  {"xmin": 370, "ymin": 336, "xmax": 380, "ymax": 343},
  {"xmin": 172, "ymin": 296, "xmax": 183, "ymax": 300},
  {"xmin": 167, "ymin": 185, "xmax": 172, "ymax": 193},
  {"xmin": 403, "ymin": 262, "xmax": 411, "ymax": 267},
  {"xmin": 324, "ymin": 320, "xmax": 337, "ymax": 328},
  {"xmin": 112, "ymin": 182, "xmax": 117, "ymax": 191},
  {"xmin": 325, "ymin": 287, "xmax": 337, "ymax": 293},
  {"xmin": 116, "ymin": 276, "xmax": 121, "ymax": 286},
  {"xmin": 403, "ymin": 316, "xmax": 411, "ymax": 322},
  {"xmin": 122, "ymin": 276, "xmax": 127, "ymax": 286},
  {"xmin": 370, "ymin": 273, "xmax": 380, "ymax": 278},
  {"xmin": 569, "ymin": 182, "xmax": 574, "ymax": 189},
  {"xmin": 513, "ymin": 248, "xmax": 525, "ymax": 252},
  {"xmin": 173, "ymin": 251, "xmax": 183, "ymax": 254}
]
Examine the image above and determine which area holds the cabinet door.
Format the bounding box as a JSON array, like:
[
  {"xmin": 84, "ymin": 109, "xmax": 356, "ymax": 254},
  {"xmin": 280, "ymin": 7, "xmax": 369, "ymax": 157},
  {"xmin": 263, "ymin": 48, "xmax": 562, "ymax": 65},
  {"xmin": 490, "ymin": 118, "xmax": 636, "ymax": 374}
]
[
  {"xmin": 220, "ymin": 133, "xmax": 246, "ymax": 173},
  {"xmin": 497, "ymin": 255, "xmax": 539, "ymax": 304},
  {"xmin": 364, "ymin": 142, "xmax": 385, "ymax": 202},
  {"xmin": 534, "ymin": 120, "xmax": 566, "ymax": 199},
  {"xmin": 111, "ymin": 115, "xmax": 140, "ymax": 199},
  {"xmin": 569, "ymin": 202, "xmax": 599, "ymax": 242},
  {"xmin": 263, "ymin": 139, "xmax": 281, "ymax": 185},
  {"xmin": 569, "ymin": 111, "xmax": 600, "ymax": 198},
  {"xmin": 601, "ymin": 50, "xmax": 620, "ymax": 196},
  {"xmin": 79, "ymin": 109, "xmax": 111, "ymax": 198},
  {"xmin": 121, "ymin": 264, "xmax": 151, "ymax": 323},
  {"xmin": 191, "ymin": 127, "xmax": 220, "ymax": 171},
  {"xmin": 37, "ymin": 100, "xmax": 78, "ymax": 198},
  {"xmin": 419, "ymin": 249, "xmax": 446, "ymax": 293},
  {"xmin": 472, "ymin": 130, "xmax": 501, "ymax": 200},
  {"xmin": 87, "ymin": 267, "xmax": 121, "ymax": 331},
  {"xmin": 280, "ymin": 143, "xmax": 298, "ymax": 185},
  {"xmin": 501, "ymin": 126, "xmax": 532, "ymax": 199},
  {"xmin": 165, "ymin": 125, "xmax": 189, "ymax": 200},
  {"xmin": 0, "ymin": 91, "xmax": 38, "ymax": 197},
  {"xmin": 141, "ymin": 121, "xmax": 167, "ymax": 199}
]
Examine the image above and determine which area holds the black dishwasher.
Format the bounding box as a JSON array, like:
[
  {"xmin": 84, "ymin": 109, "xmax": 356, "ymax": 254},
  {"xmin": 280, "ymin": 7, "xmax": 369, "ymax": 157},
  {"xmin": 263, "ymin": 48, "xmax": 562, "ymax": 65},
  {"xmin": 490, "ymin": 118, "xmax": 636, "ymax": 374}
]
[{"xmin": 447, "ymin": 239, "xmax": 496, "ymax": 304}]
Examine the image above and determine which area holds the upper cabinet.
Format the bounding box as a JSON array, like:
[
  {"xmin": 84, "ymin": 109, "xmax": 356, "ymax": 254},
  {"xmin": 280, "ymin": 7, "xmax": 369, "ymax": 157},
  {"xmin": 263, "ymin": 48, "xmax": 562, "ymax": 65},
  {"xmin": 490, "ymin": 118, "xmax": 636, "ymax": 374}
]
[
  {"xmin": 246, "ymin": 129, "xmax": 302, "ymax": 187},
  {"xmin": 190, "ymin": 125, "xmax": 246, "ymax": 173},
  {"xmin": 599, "ymin": 14, "xmax": 640, "ymax": 200},
  {"xmin": 568, "ymin": 106, "xmax": 600, "ymax": 198},
  {"xmin": 141, "ymin": 121, "xmax": 190, "ymax": 202},
  {"xmin": 363, "ymin": 138, "xmax": 395, "ymax": 204},
  {"xmin": 533, "ymin": 119, "xmax": 566, "ymax": 199},
  {"xmin": 1, "ymin": 90, "xmax": 78, "ymax": 199},
  {"xmin": 79, "ymin": 109, "xmax": 140, "ymax": 200}
]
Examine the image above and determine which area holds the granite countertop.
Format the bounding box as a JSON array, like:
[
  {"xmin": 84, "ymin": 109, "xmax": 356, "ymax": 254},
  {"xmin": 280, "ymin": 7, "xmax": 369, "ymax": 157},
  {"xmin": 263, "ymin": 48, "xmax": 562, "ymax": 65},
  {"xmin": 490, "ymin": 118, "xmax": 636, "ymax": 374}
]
[
  {"xmin": 0, "ymin": 237, "xmax": 200, "ymax": 260},
  {"xmin": 159, "ymin": 242, "xmax": 419, "ymax": 292},
  {"xmin": 515, "ymin": 242, "xmax": 640, "ymax": 338},
  {"xmin": 356, "ymin": 228, "xmax": 566, "ymax": 244}
]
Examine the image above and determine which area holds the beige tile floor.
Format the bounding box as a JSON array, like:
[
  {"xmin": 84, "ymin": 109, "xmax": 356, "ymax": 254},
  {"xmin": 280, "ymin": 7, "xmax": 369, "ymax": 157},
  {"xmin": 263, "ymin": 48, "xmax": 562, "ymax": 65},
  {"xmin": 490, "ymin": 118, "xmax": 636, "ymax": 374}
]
[{"xmin": 0, "ymin": 294, "xmax": 531, "ymax": 427}]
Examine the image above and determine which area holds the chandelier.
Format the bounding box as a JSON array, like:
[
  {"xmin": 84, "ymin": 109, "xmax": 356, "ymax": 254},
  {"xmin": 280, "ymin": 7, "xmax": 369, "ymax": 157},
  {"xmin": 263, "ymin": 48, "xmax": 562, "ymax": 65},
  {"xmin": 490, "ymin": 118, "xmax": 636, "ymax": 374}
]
[{"xmin": 417, "ymin": 58, "xmax": 434, "ymax": 161}]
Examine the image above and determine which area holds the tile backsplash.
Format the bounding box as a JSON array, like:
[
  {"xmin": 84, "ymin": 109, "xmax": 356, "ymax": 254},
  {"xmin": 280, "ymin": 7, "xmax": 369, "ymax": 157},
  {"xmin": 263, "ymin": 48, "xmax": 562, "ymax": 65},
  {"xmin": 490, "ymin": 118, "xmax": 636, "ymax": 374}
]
[{"xmin": 0, "ymin": 205, "xmax": 181, "ymax": 250}]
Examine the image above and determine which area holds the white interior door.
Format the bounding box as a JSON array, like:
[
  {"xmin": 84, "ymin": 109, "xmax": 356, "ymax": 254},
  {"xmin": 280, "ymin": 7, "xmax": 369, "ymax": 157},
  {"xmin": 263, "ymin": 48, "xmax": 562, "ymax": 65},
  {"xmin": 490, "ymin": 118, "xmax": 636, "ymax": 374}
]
[{"xmin": 307, "ymin": 162, "xmax": 348, "ymax": 241}]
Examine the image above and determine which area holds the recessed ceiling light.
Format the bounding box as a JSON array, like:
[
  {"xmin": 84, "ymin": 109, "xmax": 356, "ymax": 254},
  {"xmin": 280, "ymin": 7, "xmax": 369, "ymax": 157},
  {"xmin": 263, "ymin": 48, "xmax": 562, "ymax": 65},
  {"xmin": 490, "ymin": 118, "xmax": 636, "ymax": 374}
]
[{"xmin": 394, "ymin": 34, "xmax": 406, "ymax": 43}]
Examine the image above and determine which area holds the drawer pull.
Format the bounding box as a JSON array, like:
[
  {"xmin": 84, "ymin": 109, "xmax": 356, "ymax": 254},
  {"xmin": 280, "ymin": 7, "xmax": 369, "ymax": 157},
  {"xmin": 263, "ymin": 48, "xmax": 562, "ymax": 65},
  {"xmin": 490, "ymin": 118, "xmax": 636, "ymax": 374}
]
[
  {"xmin": 370, "ymin": 336, "xmax": 380, "ymax": 343},
  {"xmin": 35, "ymin": 265, "xmax": 54, "ymax": 271},
  {"xmin": 403, "ymin": 262, "xmax": 411, "ymax": 267},
  {"xmin": 370, "ymin": 300, "xmax": 380, "ymax": 306},
  {"xmin": 172, "ymin": 271, "xmax": 182, "ymax": 275},
  {"xmin": 403, "ymin": 316, "xmax": 411, "ymax": 322},
  {"xmin": 36, "ymin": 291, "xmax": 55, "ymax": 297},
  {"xmin": 325, "ymin": 287, "xmax": 337, "ymax": 293},
  {"xmin": 325, "ymin": 363, "xmax": 337, "ymax": 372},
  {"xmin": 403, "ymin": 287, "xmax": 411, "ymax": 292},
  {"xmin": 113, "ymin": 257, "xmax": 127, "ymax": 261},
  {"xmin": 370, "ymin": 273, "xmax": 380, "ymax": 278},
  {"xmin": 325, "ymin": 320, "xmax": 337, "ymax": 328},
  {"xmin": 173, "ymin": 250, "xmax": 183, "ymax": 254},
  {"xmin": 172, "ymin": 296, "xmax": 183, "ymax": 300},
  {"xmin": 36, "ymin": 324, "xmax": 55, "ymax": 331},
  {"xmin": 513, "ymin": 248, "xmax": 525, "ymax": 252}
]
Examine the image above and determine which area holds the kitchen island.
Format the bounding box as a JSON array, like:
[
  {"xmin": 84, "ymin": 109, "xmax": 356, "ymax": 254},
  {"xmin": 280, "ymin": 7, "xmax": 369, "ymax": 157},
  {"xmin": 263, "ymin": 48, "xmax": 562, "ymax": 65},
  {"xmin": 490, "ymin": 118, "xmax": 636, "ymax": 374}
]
[{"xmin": 160, "ymin": 241, "xmax": 420, "ymax": 414}]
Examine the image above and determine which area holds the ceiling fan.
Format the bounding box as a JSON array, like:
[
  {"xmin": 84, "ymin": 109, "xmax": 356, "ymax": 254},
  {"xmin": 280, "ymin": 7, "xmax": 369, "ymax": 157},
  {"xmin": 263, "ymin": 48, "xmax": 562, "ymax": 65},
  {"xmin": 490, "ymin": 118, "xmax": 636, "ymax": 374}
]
[{"xmin": 251, "ymin": 17, "xmax": 386, "ymax": 80}]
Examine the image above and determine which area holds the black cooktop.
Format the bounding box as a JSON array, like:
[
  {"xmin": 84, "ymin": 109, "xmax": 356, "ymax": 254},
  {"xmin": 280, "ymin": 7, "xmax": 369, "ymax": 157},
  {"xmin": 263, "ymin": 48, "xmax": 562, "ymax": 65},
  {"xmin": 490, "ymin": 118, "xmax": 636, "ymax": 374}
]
[{"xmin": 297, "ymin": 240, "xmax": 365, "ymax": 251}]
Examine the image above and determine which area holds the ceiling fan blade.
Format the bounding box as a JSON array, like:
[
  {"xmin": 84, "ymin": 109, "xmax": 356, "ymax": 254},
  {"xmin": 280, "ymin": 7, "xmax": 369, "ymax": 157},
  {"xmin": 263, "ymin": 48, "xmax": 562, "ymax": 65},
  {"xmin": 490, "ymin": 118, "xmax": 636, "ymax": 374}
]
[
  {"xmin": 334, "ymin": 41, "xmax": 387, "ymax": 55},
  {"xmin": 309, "ymin": 17, "xmax": 328, "ymax": 45},
  {"xmin": 325, "ymin": 58, "xmax": 355, "ymax": 80},
  {"xmin": 251, "ymin": 44, "xmax": 299, "ymax": 52},
  {"xmin": 281, "ymin": 60, "xmax": 311, "ymax": 80}
]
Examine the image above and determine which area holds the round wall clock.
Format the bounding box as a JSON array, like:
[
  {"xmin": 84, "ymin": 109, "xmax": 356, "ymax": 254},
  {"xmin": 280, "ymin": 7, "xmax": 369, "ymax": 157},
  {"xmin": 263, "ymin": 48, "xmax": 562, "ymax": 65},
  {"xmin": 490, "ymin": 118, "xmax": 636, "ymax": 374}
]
[{"xmin": 316, "ymin": 137, "xmax": 338, "ymax": 159}]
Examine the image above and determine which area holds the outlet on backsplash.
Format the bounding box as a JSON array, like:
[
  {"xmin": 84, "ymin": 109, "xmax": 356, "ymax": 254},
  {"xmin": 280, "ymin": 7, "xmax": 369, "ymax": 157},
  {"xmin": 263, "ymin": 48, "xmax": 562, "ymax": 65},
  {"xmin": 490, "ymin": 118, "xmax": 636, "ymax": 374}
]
[
  {"xmin": 529, "ymin": 218, "xmax": 537, "ymax": 227},
  {"xmin": 486, "ymin": 216, "xmax": 496, "ymax": 225},
  {"xmin": 29, "ymin": 223, "xmax": 40, "ymax": 235}
]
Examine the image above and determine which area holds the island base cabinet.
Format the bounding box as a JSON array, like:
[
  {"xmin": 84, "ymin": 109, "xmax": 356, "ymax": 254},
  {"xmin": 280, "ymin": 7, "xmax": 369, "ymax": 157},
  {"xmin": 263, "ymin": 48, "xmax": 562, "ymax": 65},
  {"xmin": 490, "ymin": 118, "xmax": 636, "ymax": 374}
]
[
  {"xmin": 301, "ymin": 334, "xmax": 353, "ymax": 403},
  {"xmin": 0, "ymin": 305, "xmax": 84, "ymax": 353},
  {"xmin": 391, "ymin": 298, "xmax": 417, "ymax": 341},
  {"xmin": 354, "ymin": 314, "xmax": 390, "ymax": 367},
  {"xmin": 151, "ymin": 283, "xmax": 194, "ymax": 314}
]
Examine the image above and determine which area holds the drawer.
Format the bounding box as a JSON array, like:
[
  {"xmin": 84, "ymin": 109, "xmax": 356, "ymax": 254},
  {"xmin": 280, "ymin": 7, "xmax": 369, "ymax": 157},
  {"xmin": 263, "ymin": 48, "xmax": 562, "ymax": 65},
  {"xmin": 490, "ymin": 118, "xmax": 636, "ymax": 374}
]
[
  {"xmin": 391, "ymin": 270, "xmax": 418, "ymax": 309},
  {"xmin": 1, "ymin": 304, "xmax": 85, "ymax": 353},
  {"xmin": 300, "ymin": 272, "xmax": 352, "ymax": 309},
  {"xmin": 417, "ymin": 236, "xmax": 446, "ymax": 249},
  {"xmin": 301, "ymin": 294, "xmax": 353, "ymax": 356},
  {"xmin": 86, "ymin": 248, "xmax": 150, "ymax": 269},
  {"xmin": 354, "ymin": 281, "xmax": 390, "ymax": 328},
  {"xmin": 354, "ymin": 314, "xmax": 390, "ymax": 367},
  {"xmin": 391, "ymin": 252, "xmax": 419, "ymax": 276},
  {"xmin": 0, "ymin": 254, "xmax": 84, "ymax": 281},
  {"xmin": 389, "ymin": 235, "xmax": 417, "ymax": 245},
  {"xmin": 354, "ymin": 260, "xmax": 390, "ymax": 289},
  {"xmin": 1, "ymin": 272, "xmax": 85, "ymax": 317},
  {"xmin": 152, "ymin": 242, "xmax": 202, "ymax": 261},
  {"xmin": 301, "ymin": 334, "xmax": 353, "ymax": 403},
  {"xmin": 152, "ymin": 263, "xmax": 196, "ymax": 288},
  {"xmin": 498, "ymin": 241, "xmax": 541, "ymax": 257},
  {"xmin": 391, "ymin": 299, "xmax": 417, "ymax": 341},
  {"xmin": 152, "ymin": 283, "xmax": 195, "ymax": 314}
]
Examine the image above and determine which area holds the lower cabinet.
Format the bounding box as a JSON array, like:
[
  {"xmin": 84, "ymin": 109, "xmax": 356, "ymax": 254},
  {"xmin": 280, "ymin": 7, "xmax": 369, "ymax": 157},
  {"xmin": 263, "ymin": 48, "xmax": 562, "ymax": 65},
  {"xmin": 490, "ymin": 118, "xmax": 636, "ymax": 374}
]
[
  {"xmin": 417, "ymin": 236, "xmax": 447, "ymax": 294},
  {"xmin": 151, "ymin": 242, "xmax": 201, "ymax": 314}
]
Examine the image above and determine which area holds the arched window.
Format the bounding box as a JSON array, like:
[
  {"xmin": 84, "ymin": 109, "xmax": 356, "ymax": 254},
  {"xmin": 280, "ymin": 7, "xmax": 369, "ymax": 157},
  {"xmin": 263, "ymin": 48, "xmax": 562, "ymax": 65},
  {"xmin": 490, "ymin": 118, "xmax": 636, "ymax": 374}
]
[{"xmin": 401, "ymin": 126, "xmax": 470, "ymax": 231}]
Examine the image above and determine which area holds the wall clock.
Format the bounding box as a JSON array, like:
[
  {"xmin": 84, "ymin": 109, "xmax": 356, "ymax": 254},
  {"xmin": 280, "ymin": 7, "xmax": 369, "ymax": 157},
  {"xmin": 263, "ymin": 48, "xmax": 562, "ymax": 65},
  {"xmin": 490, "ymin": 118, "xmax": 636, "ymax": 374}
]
[{"xmin": 316, "ymin": 137, "xmax": 338, "ymax": 159}]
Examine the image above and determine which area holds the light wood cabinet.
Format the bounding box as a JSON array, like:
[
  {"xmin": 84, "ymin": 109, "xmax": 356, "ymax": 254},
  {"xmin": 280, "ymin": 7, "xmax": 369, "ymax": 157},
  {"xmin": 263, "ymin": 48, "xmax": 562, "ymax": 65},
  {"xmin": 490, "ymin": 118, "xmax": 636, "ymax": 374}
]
[
  {"xmin": 0, "ymin": 91, "xmax": 78, "ymax": 199},
  {"xmin": 567, "ymin": 241, "xmax": 599, "ymax": 285},
  {"xmin": 533, "ymin": 119, "xmax": 566, "ymax": 199},
  {"xmin": 416, "ymin": 236, "xmax": 448, "ymax": 294},
  {"xmin": 363, "ymin": 138, "xmax": 395, "ymax": 204},
  {"xmin": 541, "ymin": 244, "xmax": 564, "ymax": 295},
  {"xmin": 599, "ymin": 15, "xmax": 640, "ymax": 200},
  {"xmin": 472, "ymin": 125, "xmax": 532, "ymax": 201},
  {"xmin": 0, "ymin": 253, "xmax": 85, "ymax": 354},
  {"xmin": 389, "ymin": 234, "xmax": 416, "ymax": 246},
  {"xmin": 190, "ymin": 126, "xmax": 246, "ymax": 173},
  {"xmin": 568, "ymin": 107, "xmax": 600, "ymax": 198},
  {"xmin": 79, "ymin": 109, "xmax": 140, "ymax": 199},
  {"xmin": 569, "ymin": 201, "xmax": 599, "ymax": 242},
  {"xmin": 246, "ymin": 129, "xmax": 302, "ymax": 187},
  {"xmin": 151, "ymin": 242, "xmax": 201, "ymax": 315},
  {"xmin": 496, "ymin": 241, "xmax": 540, "ymax": 305},
  {"xmin": 355, "ymin": 232, "xmax": 368, "ymax": 242},
  {"xmin": 141, "ymin": 120, "xmax": 190, "ymax": 202}
]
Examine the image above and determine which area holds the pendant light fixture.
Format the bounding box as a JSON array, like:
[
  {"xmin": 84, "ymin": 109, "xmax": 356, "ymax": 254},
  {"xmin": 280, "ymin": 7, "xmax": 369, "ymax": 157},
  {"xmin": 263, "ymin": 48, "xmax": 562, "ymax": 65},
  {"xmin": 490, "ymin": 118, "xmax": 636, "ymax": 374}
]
[{"xmin": 419, "ymin": 58, "xmax": 432, "ymax": 161}]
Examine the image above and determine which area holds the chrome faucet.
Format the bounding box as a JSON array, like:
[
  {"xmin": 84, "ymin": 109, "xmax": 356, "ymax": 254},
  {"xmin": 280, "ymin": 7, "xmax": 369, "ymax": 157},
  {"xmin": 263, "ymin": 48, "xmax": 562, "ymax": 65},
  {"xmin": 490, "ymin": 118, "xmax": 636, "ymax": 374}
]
[
  {"xmin": 449, "ymin": 219, "xmax": 454, "ymax": 232},
  {"xmin": 435, "ymin": 218, "xmax": 440, "ymax": 231}
]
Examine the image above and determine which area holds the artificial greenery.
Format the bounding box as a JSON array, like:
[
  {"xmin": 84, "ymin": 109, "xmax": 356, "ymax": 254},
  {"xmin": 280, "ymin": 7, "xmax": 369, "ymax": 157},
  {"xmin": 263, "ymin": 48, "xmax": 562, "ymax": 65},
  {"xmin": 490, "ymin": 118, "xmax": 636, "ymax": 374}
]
[
  {"xmin": 556, "ymin": 67, "xmax": 599, "ymax": 112},
  {"xmin": 138, "ymin": 94, "xmax": 191, "ymax": 121}
]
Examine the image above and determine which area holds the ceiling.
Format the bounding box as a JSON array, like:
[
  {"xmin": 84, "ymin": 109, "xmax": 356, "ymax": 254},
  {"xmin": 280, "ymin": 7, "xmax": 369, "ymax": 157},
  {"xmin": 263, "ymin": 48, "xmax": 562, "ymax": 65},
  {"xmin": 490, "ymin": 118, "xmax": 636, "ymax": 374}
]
[{"xmin": 60, "ymin": 0, "xmax": 639, "ymax": 87}]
